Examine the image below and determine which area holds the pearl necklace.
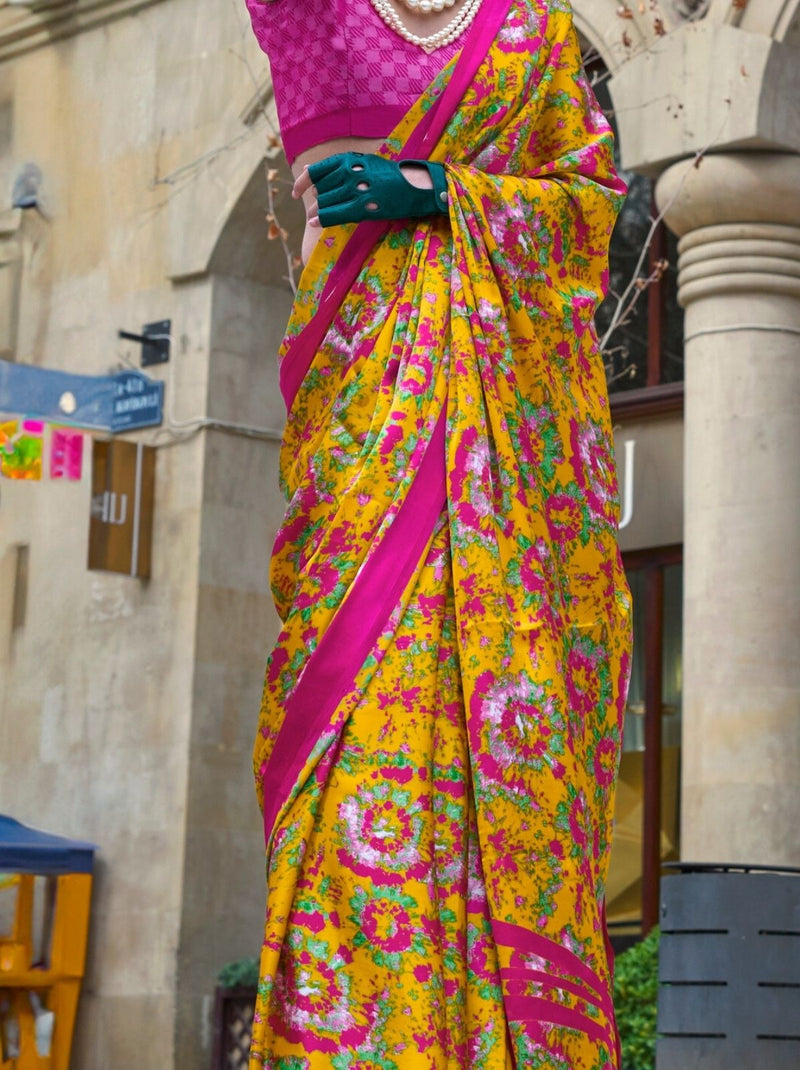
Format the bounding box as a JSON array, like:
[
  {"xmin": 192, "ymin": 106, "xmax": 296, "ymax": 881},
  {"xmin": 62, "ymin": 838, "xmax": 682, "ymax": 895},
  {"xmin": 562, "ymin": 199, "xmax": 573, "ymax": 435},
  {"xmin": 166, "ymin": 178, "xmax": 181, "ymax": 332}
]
[
  {"xmin": 398, "ymin": 0, "xmax": 457, "ymax": 10},
  {"xmin": 368, "ymin": 0, "xmax": 484, "ymax": 53}
]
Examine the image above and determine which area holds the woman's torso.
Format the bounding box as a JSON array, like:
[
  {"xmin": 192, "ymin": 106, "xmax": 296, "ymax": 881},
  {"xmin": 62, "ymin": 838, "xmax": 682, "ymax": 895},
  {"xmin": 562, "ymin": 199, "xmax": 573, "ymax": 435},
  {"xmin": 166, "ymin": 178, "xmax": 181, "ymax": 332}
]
[{"xmin": 247, "ymin": 0, "xmax": 479, "ymax": 260}]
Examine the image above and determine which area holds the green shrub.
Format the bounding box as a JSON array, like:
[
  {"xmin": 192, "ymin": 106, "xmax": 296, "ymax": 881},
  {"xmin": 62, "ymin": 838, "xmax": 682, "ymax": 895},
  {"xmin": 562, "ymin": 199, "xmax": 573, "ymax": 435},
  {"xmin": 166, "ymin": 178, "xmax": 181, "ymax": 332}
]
[
  {"xmin": 613, "ymin": 927, "xmax": 659, "ymax": 1070},
  {"xmin": 217, "ymin": 956, "xmax": 260, "ymax": 989}
]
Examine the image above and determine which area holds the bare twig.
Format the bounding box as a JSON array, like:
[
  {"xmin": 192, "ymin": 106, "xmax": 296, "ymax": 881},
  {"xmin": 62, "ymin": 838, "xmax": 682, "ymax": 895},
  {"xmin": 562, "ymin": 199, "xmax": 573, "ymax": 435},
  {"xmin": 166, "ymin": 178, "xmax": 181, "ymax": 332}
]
[
  {"xmin": 599, "ymin": 102, "xmax": 732, "ymax": 353},
  {"xmin": 152, "ymin": 129, "xmax": 255, "ymax": 189},
  {"xmin": 264, "ymin": 164, "xmax": 300, "ymax": 296},
  {"xmin": 229, "ymin": 0, "xmax": 300, "ymax": 293},
  {"xmin": 606, "ymin": 360, "xmax": 639, "ymax": 387}
]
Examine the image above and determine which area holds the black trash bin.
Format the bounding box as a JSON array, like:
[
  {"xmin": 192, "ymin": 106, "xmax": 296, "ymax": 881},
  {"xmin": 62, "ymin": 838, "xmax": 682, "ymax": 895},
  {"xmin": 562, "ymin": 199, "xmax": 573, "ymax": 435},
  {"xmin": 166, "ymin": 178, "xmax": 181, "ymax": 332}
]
[{"xmin": 657, "ymin": 863, "xmax": 800, "ymax": 1070}]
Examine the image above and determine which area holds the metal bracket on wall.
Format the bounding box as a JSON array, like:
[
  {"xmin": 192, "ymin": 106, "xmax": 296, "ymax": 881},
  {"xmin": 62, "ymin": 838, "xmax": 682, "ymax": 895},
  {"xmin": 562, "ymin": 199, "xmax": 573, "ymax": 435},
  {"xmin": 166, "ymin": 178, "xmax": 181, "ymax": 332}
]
[{"xmin": 118, "ymin": 320, "xmax": 171, "ymax": 367}]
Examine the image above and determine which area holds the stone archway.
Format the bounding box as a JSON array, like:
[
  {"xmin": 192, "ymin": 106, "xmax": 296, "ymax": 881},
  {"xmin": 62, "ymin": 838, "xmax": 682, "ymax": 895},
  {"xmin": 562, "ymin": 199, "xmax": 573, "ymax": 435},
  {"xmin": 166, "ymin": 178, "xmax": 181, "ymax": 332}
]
[{"xmin": 170, "ymin": 129, "xmax": 304, "ymax": 1070}]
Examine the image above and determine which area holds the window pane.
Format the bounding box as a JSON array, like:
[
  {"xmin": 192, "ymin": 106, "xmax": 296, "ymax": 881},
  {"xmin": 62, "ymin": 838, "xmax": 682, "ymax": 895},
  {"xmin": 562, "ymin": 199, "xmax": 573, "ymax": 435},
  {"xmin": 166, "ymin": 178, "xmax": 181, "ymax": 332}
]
[
  {"xmin": 662, "ymin": 563, "xmax": 683, "ymax": 747},
  {"xmin": 622, "ymin": 569, "xmax": 646, "ymax": 751},
  {"xmin": 661, "ymin": 564, "xmax": 683, "ymax": 881},
  {"xmin": 596, "ymin": 172, "xmax": 653, "ymax": 393},
  {"xmin": 606, "ymin": 560, "xmax": 683, "ymax": 938},
  {"xmin": 660, "ymin": 230, "xmax": 685, "ymax": 385}
]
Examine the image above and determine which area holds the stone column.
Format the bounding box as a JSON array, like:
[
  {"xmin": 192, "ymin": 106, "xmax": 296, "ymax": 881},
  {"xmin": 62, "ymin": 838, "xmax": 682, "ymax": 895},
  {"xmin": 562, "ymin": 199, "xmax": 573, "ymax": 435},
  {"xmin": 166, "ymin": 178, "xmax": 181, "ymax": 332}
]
[{"xmin": 655, "ymin": 152, "xmax": 800, "ymax": 867}]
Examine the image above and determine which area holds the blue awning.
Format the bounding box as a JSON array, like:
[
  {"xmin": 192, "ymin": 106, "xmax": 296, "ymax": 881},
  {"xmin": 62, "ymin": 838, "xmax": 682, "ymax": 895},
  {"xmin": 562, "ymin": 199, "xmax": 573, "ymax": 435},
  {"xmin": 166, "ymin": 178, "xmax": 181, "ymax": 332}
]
[{"xmin": 0, "ymin": 815, "xmax": 96, "ymax": 875}]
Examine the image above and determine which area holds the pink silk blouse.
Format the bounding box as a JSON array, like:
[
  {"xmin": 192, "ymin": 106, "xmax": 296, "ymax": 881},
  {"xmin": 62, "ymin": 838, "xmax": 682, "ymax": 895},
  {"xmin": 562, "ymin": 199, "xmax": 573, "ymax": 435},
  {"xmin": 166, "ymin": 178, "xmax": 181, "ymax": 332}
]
[{"xmin": 245, "ymin": 0, "xmax": 469, "ymax": 163}]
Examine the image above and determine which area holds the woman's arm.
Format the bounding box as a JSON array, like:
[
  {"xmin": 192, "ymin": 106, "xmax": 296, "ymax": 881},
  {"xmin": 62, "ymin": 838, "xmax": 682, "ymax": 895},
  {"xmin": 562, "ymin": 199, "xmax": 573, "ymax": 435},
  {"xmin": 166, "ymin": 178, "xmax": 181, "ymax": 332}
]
[{"xmin": 293, "ymin": 155, "xmax": 446, "ymax": 228}]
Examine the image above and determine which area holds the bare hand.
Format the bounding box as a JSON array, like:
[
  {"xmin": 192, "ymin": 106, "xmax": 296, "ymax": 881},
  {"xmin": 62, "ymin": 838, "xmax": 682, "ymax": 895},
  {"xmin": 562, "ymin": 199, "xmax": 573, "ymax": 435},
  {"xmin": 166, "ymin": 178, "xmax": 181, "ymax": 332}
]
[{"xmin": 292, "ymin": 166, "xmax": 321, "ymax": 228}]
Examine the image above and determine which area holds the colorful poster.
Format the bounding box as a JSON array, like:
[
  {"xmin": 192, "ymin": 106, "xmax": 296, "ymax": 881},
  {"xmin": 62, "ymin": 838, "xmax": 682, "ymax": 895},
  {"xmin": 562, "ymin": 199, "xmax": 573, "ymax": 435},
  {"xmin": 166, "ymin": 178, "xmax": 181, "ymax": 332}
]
[
  {"xmin": 50, "ymin": 427, "xmax": 84, "ymax": 480},
  {"xmin": 0, "ymin": 418, "xmax": 44, "ymax": 480}
]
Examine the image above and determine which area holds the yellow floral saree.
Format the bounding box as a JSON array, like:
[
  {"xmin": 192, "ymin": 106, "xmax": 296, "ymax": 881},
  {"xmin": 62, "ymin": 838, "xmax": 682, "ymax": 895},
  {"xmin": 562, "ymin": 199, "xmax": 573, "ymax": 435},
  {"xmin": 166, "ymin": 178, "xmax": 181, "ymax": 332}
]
[{"xmin": 250, "ymin": 0, "xmax": 632, "ymax": 1066}]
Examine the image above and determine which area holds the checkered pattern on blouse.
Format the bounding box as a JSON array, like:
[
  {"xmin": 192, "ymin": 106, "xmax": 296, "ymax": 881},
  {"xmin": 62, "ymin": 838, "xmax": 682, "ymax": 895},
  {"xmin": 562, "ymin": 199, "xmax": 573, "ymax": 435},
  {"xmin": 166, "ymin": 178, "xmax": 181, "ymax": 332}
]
[{"xmin": 245, "ymin": 0, "xmax": 465, "ymax": 158}]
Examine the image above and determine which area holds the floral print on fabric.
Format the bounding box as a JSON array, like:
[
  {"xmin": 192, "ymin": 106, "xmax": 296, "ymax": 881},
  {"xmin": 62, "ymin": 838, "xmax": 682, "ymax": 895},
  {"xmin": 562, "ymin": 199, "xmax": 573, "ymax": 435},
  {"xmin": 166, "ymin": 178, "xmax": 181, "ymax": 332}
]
[{"xmin": 249, "ymin": 0, "xmax": 632, "ymax": 1067}]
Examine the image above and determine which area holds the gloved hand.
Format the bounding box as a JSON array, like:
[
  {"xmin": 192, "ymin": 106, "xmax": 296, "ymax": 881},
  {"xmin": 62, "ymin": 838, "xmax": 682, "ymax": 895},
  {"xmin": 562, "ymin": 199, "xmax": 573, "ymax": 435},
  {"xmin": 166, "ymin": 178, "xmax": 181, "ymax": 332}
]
[{"xmin": 306, "ymin": 153, "xmax": 449, "ymax": 227}]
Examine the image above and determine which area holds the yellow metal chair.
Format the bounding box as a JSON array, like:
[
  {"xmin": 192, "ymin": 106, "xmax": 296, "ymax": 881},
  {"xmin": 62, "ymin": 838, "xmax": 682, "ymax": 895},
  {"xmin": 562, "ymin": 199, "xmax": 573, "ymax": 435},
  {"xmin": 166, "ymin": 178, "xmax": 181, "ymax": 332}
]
[{"xmin": 0, "ymin": 817, "xmax": 95, "ymax": 1070}]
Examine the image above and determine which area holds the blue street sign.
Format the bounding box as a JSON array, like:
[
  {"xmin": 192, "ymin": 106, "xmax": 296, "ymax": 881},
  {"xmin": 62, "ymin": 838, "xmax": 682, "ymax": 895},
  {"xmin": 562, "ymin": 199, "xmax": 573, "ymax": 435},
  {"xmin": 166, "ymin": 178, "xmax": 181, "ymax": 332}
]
[
  {"xmin": 111, "ymin": 371, "xmax": 165, "ymax": 432},
  {"xmin": 0, "ymin": 360, "xmax": 163, "ymax": 432}
]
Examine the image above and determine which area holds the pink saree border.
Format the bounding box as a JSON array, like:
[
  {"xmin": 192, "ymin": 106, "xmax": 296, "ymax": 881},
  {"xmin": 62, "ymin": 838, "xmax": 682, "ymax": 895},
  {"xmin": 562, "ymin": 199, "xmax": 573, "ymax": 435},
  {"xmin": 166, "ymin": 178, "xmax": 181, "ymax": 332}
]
[
  {"xmin": 262, "ymin": 411, "xmax": 447, "ymax": 847},
  {"xmin": 278, "ymin": 0, "xmax": 516, "ymax": 413},
  {"xmin": 493, "ymin": 918, "xmax": 618, "ymax": 1051},
  {"xmin": 492, "ymin": 919, "xmax": 611, "ymax": 1007},
  {"xmin": 504, "ymin": 995, "xmax": 611, "ymax": 1046},
  {"xmin": 501, "ymin": 967, "xmax": 609, "ymax": 1015},
  {"xmin": 264, "ymin": 0, "xmax": 514, "ymax": 846}
]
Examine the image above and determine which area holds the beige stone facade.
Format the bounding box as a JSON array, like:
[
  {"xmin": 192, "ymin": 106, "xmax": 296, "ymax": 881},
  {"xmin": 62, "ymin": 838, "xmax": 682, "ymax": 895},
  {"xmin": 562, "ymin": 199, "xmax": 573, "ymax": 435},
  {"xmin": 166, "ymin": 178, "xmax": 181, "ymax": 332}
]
[
  {"xmin": 0, "ymin": 0, "xmax": 797, "ymax": 1066},
  {"xmin": 0, "ymin": 1, "xmax": 299, "ymax": 1064}
]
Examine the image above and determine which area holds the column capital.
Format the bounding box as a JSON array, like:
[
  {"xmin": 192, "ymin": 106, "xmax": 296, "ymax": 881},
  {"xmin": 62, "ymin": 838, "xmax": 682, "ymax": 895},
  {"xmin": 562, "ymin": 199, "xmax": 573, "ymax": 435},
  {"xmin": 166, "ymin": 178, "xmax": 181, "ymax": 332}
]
[
  {"xmin": 655, "ymin": 151, "xmax": 800, "ymax": 236},
  {"xmin": 655, "ymin": 152, "xmax": 800, "ymax": 308}
]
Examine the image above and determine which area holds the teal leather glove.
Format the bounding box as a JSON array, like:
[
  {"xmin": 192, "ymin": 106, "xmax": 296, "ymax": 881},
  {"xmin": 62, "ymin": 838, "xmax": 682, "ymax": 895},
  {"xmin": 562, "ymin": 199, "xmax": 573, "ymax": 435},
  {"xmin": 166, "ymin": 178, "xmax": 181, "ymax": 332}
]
[{"xmin": 308, "ymin": 153, "xmax": 449, "ymax": 227}]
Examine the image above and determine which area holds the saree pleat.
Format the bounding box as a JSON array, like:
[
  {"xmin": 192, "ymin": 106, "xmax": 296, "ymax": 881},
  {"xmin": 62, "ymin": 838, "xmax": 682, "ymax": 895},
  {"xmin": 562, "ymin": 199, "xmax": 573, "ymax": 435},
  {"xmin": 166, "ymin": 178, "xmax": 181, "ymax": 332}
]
[{"xmin": 251, "ymin": 1, "xmax": 632, "ymax": 1066}]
